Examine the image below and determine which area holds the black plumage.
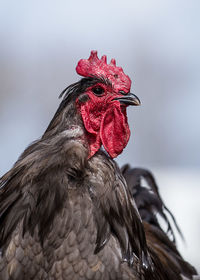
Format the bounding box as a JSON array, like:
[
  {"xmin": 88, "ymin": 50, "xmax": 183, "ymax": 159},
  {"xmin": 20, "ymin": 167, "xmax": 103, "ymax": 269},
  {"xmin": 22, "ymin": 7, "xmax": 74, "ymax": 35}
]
[{"xmin": 122, "ymin": 165, "xmax": 197, "ymax": 280}]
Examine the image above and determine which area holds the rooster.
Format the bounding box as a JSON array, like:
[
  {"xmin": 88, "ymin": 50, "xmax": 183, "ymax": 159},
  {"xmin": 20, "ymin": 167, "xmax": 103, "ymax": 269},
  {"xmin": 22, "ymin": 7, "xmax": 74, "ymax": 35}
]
[{"xmin": 0, "ymin": 51, "xmax": 197, "ymax": 279}]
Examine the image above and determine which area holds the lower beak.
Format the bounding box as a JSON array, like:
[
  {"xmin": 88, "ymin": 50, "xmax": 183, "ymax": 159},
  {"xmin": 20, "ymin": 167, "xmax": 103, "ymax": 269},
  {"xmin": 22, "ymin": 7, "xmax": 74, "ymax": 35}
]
[{"xmin": 114, "ymin": 93, "xmax": 141, "ymax": 106}]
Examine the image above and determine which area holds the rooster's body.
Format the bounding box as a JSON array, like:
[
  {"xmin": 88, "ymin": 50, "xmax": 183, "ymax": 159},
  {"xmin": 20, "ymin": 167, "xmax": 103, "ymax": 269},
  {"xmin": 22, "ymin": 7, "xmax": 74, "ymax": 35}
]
[{"xmin": 0, "ymin": 51, "xmax": 197, "ymax": 279}]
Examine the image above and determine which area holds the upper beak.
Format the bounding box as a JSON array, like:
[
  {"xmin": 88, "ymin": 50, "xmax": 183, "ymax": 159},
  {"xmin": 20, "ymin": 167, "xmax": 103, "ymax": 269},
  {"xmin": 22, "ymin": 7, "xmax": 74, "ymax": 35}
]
[{"xmin": 114, "ymin": 93, "xmax": 141, "ymax": 106}]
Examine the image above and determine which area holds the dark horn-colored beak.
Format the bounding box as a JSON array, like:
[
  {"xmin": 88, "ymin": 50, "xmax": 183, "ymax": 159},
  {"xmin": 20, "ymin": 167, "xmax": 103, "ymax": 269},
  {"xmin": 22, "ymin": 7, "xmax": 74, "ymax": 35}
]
[{"xmin": 114, "ymin": 93, "xmax": 141, "ymax": 106}]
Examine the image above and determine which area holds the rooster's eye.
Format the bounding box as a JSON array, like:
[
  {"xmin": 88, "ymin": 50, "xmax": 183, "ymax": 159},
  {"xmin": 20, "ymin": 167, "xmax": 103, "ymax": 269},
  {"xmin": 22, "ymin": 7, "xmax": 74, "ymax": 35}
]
[
  {"xmin": 92, "ymin": 86, "xmax": 105, "ymax": 96},
  {"xmin": 119, "ymin": 90, "xmax": 127, "ymax": 95}
]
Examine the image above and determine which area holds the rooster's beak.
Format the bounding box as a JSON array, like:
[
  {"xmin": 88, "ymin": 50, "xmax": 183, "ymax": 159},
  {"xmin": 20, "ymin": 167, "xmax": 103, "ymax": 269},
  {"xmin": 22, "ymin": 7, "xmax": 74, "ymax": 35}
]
[{"xmin": 114, "ymin": 93, "xmax": 141, "ymax": 106}]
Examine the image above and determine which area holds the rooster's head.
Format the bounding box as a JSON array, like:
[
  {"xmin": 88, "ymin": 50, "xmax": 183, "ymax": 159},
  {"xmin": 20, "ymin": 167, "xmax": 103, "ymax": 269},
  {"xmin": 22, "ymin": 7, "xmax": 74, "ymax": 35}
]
[{"xmin": 50, "ymin": 51, "xmax": 140, "ymax": 159}]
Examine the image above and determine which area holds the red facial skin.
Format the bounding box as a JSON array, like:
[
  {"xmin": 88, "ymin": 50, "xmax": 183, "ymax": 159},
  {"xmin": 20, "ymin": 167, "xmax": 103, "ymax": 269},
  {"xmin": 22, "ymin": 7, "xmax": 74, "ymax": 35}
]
[
  {"xmin": 76, "ymin": 51, "xmax": 132, "ymax": 158},
  {"xmin": 76, "ymin": 83, "xmax": 130, "ymax": 158}
]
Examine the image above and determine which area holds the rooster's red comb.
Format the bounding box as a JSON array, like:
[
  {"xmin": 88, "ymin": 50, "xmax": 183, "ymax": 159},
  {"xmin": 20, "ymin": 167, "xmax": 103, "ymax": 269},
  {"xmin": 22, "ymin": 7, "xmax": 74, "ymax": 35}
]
[{"xmin": 76, "ymin": 51, "xmax": 131, "ymax": 93}]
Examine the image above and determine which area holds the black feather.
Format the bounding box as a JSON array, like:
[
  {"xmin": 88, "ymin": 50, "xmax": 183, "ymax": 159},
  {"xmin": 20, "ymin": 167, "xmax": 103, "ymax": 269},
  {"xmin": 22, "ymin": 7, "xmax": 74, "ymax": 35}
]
[{"xmin": 122, "ymin": 164, "xmax": 197, "ymax": 279}]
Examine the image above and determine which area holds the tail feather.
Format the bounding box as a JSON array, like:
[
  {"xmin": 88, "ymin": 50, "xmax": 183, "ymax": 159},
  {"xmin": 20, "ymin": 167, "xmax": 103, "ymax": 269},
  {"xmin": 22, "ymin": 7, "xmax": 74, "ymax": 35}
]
[{"xmin": 121, "ymin": 164, "xmax": 197, "ymax": 280}]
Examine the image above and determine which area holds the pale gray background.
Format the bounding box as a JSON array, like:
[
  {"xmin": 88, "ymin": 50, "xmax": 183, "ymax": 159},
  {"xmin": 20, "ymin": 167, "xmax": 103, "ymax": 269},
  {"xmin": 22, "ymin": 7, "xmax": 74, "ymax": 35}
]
[{"xmin": 0, "ymin": 0, "xmax": 199, "ymax": 272}]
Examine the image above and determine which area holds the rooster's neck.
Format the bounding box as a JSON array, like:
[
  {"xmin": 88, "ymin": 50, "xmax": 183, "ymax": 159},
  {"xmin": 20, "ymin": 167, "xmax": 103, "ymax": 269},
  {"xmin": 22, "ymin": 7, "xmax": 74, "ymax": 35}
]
[{"xmin": 42, "ymin": 100, "xmax": 86, "ymax": 140}]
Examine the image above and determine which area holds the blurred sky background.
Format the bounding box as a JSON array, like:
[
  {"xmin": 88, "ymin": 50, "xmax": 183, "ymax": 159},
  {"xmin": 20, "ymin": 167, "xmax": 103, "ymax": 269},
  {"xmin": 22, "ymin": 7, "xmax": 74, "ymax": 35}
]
[{"xmin": 0, "ymin": 0, "xmax": 200, "ymax": 272}]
